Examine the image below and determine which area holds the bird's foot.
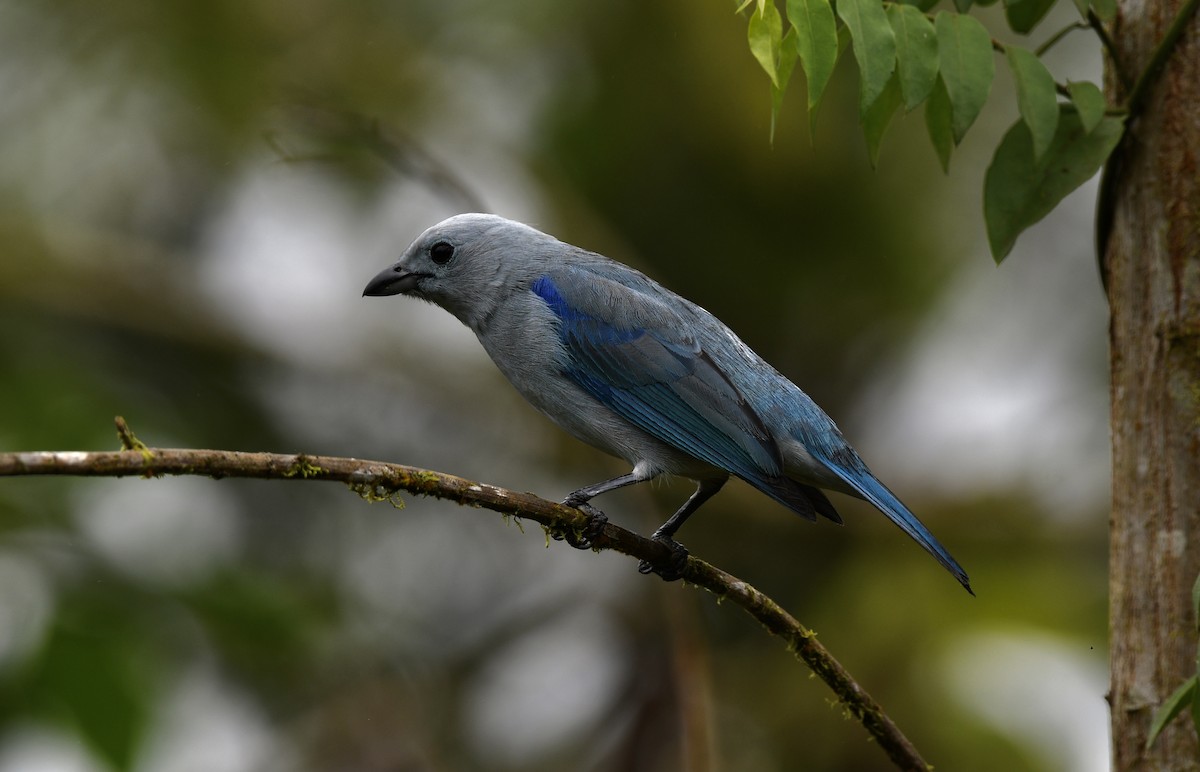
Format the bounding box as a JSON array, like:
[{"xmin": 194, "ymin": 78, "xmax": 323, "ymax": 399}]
[
  {"xmin": 553, "ymin": 497, "xmax": 609, "ymax": 550},
  {"xmin": 637, "ymin": 534, "xmax": 689, "ymax": 581}
]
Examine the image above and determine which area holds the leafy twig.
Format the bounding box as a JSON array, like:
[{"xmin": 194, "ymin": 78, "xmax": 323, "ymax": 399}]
[
  {"xmin": 0, "ymin": 420, "xmax": 934, "ymax": 771},
  {"xmin": 985, "ymin": 34, "xmax": 1075, "ymax": 98}
]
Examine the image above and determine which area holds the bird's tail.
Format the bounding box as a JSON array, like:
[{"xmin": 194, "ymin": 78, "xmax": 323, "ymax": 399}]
[{"xmin": 829, "ymin": 465, "xmax": 973, "ymax": 595}]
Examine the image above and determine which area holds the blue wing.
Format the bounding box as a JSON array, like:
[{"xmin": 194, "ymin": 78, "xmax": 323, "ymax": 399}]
[{"xmin": 533, "ymin": 269, "xmax": 840, "ymax": 523}]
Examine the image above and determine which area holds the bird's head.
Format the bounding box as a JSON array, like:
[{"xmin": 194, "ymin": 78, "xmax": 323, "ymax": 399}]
[{"xmin": 363, "ymin": 213, "xmax": 553, "ymax": 329}]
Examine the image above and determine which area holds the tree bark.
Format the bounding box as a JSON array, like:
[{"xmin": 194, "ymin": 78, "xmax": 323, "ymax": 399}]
[{"xmin": 1107, "ymin": 0, "xmax": 1200, "ymax": 764}]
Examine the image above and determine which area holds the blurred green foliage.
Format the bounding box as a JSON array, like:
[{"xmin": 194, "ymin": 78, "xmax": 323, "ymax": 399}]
[{"xmin": 0, "ymin": 0, "xmax": 1107, "ymax": 770}]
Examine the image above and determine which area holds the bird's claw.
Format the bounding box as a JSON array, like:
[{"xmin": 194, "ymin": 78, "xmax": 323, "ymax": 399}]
[
  {"xmin": 638, "ymin": 536, "xmax": 689, "ymax": 581},
  {"xmin": 553, "ymin": 499, "xmax": 609, "ymax": 550}
]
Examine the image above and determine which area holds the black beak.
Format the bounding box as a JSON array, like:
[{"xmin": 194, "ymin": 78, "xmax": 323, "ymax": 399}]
[{"xmin": 363, "ymin": 265, "xmax": 425, "ymax": 297}]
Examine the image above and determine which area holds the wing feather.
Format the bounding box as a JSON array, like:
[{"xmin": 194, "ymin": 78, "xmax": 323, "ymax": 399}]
[{"xmin": 534, "ymin": 271, "xmax": 780, "ymax": 477}]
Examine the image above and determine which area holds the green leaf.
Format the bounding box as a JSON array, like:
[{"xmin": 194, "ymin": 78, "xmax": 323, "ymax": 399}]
[
  {"xmin": 837, "ymin": 0, "xmax": 897, "ymax": 114},
  {"xmin": 954, "ymin": 0, "xmax": 975, "ymax": 11},
  {"xmin": 925, "ymin": 75, "xmax": 955, "ymax": 172},
  {"xmin": 863, "ymin": 72, "xmax": 904, "ymax": 167},
  {"xmin": 1147, "ymin": 675, "xmax": 1198, "ymax": 749},
  {"xmin": 900, "ymin": 0, "xmax": 941, "ymax": 10},
  {"xmin": 788, "ymin": 0, "xmax": 839, "ymax": 128},
  {"xmin": 748, "ymin": 1, "xmax": 784, "ymax": 87},
  {"xmin": 772, "ymin": 28, "xmax": 802, "ymax": 143},
  {"xmin": 1193, "ymin": 572, "xmax": 1200, "ymax": 630},
  {"xmin": 888, "ymin": 4, "xmax": 939, "ymax": 110},
  {"xmin": 984, "ymin": 107, "xmax": 1124, "ymax": 261},
  {"xmin": 1194, "ymin": 676, "xmax": 1200, "ymax": 736},
  {"xmin": 1004, "ymin": 0, "xmax": 1057, "ymax": 33},
  {"xmin": 1006, "ymin": 45, "xmax": 1059, "ymax": 160},
  {"xmin": 936, "ymin": 12, "xmax": 995, "ymax": 143},
  {"xmin": 1091, "ymin": 0, "xmax": 1117, "ymax": 21},
  {"xmin": 1068, "ymin": 80, "xmax": 1108, "ymax": 133}
]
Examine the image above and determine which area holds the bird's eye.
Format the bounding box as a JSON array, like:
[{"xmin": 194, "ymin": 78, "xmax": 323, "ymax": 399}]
[{"xmin": 429, "ymin": 241, "xmax": 455, "ymax": 265}]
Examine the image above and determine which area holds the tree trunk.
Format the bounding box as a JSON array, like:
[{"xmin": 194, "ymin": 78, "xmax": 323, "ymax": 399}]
[{"xmin": 1107, "ymin": 0, "xmax": 1200, "ymax": 764}]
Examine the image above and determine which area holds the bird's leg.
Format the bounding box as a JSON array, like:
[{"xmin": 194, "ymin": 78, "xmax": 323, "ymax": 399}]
[
  {"xmin": 638, "ymin": 477, "xmax": 726, "ymax": 581},
  {"xmin": 556, "ymin": 472, "xmax": 644, "ymax": 550}
]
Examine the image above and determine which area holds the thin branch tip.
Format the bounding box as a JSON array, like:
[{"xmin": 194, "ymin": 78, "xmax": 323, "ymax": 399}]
[{"xmin": 113, "ymin": 416, "xmax": 153, "ymax": 460}]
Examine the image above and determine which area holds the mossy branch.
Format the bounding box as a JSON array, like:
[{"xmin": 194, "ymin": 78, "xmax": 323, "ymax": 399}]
[{"xmin": 0, "ymin": 418, "xmax": 931, "ymax": 771}]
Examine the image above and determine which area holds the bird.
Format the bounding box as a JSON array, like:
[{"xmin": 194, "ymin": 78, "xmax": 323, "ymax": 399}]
[{"xmin": 363, "ymin": 213, "xmax": 971, "ymax": 593}]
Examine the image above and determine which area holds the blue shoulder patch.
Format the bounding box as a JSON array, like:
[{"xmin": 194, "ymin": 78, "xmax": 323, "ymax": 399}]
[
  {"xmin": 531, "ymin": 275, "xmax": 581, "ymax": 321},
  {"xmin": 532, "ymin": 274, "xmax": 642, "ymax": 345}
]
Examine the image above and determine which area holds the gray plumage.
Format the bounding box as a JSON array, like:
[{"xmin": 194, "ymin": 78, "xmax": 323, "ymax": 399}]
[{"xmin": 364, "ymin": 213, "xmax": 970, "ymax": 592}]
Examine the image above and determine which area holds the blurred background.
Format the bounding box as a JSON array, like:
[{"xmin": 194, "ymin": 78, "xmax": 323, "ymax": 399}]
[{"xmin": 0, "ymin": 0, "xmax": 1110, "ymax": 770}]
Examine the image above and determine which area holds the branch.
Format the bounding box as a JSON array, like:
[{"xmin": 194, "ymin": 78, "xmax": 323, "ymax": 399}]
[
  {"xmin": 267, "ymin": 102, "xmax": 490, "ymax": 213},
  {"xmin": 1086, "ymin": 9, "xmax": 1128, "ymax": 90},
  {"xmin": 1035, "ymin": 21, "xmax": 1090, "ymax": 57},
  {"xmin": 0, "ymin": 420, "xmax": 932, "ymax": 771},
  {"xmin": 986, "ymin": 35, "xmax": 1075, "ymax": 99}
]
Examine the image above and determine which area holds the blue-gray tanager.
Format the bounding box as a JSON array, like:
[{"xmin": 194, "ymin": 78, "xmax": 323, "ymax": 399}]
[{"xmin": 364, "ymin": 214, "xmax": 971, "ymax": 593}]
